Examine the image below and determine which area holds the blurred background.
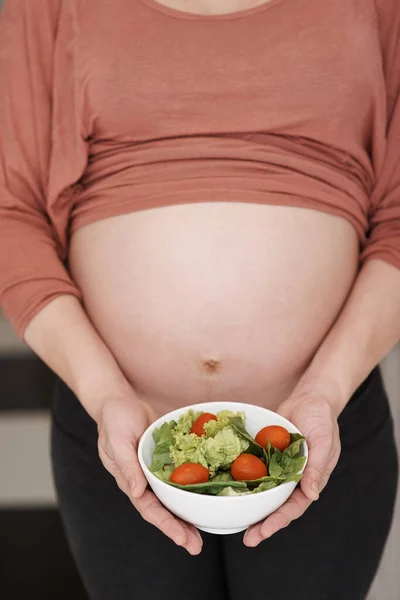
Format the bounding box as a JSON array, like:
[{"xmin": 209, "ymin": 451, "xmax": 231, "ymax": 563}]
[
  {"xmin": 0, "ymin": 1, "xmax": 399, "ymax": 598},
  {"xmin": 0, "ymin": 310, "xmax": 88, "ymax": 599}
]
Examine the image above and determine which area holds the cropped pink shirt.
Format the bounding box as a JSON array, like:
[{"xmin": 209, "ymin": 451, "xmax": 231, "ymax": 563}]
[{"xmin": 0, "ymin": 0, "xmax": 399, "ymax": 338}]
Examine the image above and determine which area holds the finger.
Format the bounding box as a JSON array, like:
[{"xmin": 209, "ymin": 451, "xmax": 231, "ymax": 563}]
[
  {"xmin": 112, "ymin": 440, "xmax": 148, "ymax": 499},
  {"xmin": 175, "ymin": 517, "xmax": 203, "ymax": 555},
  {"xmin": 135, "ymin": 490, "xmax": 203, "ymax": 554},
  {"xmin": 98, "ymin": 445, "xmax": 135, "ymax": 496},
  {"xmin": 243, "ymin": 487, "xmax": 312, "ymax": 547},
  {"xmin": 140, "ymin": 400, "xmax": 159, "ymax": 424},
  {"xmin": 316, "ymin": 469, "xmax": 331, "ymax": 494},
  {"xmin": 100, "ymin": 443, "xmax": 202, "ymax": 553},
  {"xmin": 99, "ymin": 447, "xmax": 203, "ymax": 555},
  {"xmin": 301, "ymin": 432, "xmax": 333, "ymax": 501}
]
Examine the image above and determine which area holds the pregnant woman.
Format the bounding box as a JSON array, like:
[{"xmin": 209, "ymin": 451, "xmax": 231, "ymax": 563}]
[{"xmin": 1, "ymin": 0, "xmax": 399, "ymax": 598}]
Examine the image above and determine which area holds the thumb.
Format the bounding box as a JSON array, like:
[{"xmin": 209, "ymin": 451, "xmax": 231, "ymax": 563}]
[
  {"xmin": 301, "ymin": 432, "xmax": 331, "ymax": 501},
  {"xmin": 276, "ymin": 403, "xmax": 292, "ymax": 421},
  {"xmin": 139, "ymin": 399, "xmax": 159, "ymax": 425},
  {"xmin": 114, "ymin": 440, "xmax": 148, "ymax": 500}
]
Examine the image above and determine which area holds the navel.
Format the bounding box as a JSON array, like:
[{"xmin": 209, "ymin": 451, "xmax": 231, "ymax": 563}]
[{"xmin": 201, "ymin": 358, "xmax": 221, "ymax": 374}]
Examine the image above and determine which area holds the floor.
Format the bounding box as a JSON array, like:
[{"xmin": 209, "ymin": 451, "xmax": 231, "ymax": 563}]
[{"xmin": 0, "ymin": 312, "xmax": 399, "ymax": 599}]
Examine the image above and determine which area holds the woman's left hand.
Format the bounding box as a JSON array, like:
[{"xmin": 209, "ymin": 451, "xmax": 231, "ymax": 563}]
[{"xmin": 243, "ymin": 390, "xmax": 342, "ymax": 547}]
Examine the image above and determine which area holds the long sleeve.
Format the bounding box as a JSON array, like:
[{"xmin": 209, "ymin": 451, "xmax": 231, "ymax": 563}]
[
  {"xmin": 359, "ymin": 0, "xmax": 400, "ymax": 272},
  {"xmin": 0, "ymin": 0, "xmax": 89, "ymax": 340}
]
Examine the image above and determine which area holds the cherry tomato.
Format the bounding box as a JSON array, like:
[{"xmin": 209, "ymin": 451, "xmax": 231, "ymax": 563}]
[
  {"xmin": 255, "ymin": 425, "xmax": 291, "ymax": 452},
  {"xmin": 191, "ymin": 412, "xmax": 218, "ymax": 436},
  {"xmin": 231, "ymin": 454, "xmax": 268, "ymax": 481},
  {"xmin": 170, "ymin": 463, "xmax": 210, "ymax": 485}
]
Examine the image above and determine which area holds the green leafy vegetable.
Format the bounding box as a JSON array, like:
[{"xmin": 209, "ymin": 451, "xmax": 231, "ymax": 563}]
[
  {"xmin": 285, "ymin": 435, "xmax": 306, "ymax": 458},
  {"xmin": 150, "ymin": 410, "xmax": 307, "ymax": 496},
  {"xmin": 152, "ymin": 466, "xmax": 174, "ymax": 482},
  {"xmin": 268, "ymin": 445, "xmax": 306, "ymax": 479},
  {"xmin": 150, "ymin": 421, "xmax": 177, "ymax": 471},
  {"xmin": 204, "ymin": 410, "xmax": 246, "ymax": 438},
  {"xmin": 173, "ymin": 409, "xmax": 203, "ymax": 435},
  {"xmin": 217, "ymin": 486, "xmax": 252, "ymax": 496},
  {"xmin": 269, "ymin": 448, "xmax": 283, "ymax": 477},
  {"xmin": 266, "ymin": 439, "xmax": 273, "ymax": 467},
  {"xmin": 242, "ymin": 475, "xmax": 280, "ymax": 487},
  {"xmin": 229, "ymin": 416, "xmax": 268, "ymax": 462},
  {"xmin": 216, "ymin": 479, "xmax": 278, "ymax": 496},
  {"xmin": 282, "ymin": 472, "xmax": 303, "ymax": 483},
  {"xmin": 167, "ymin": 479, "xmax": 249, "ymax": 495},
  {"xmin": 211, "ymin": 471, "xmax": 234, "ymax": 482},
  {"xmin": 251, "ymin": 479, "xmax": 278, "ymax": 493},
  {"xmin": 169, "ymin": 426, "xmax": 249, "ymax": 477}
]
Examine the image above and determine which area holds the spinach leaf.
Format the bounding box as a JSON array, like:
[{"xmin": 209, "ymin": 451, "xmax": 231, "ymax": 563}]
[
  {"xmin": 217, "ymin": 480, "xmax": 278, "ymax": 496},
  {"xmin": 283, "ymin": 472, "xmax": 303, "ymax": 483},
  {"xmin": 269, "ymin": 448, "xmax": 283, "ymax": 477},
  {"xmin": 150, "ymin": 420, "xmax": 177, "ymax": 471},
  {"xmin": 281, "ymin": 454, "xmax": 307, "ymax": 476},
  {"xmin": 251, "ymin": 480, "xmax": 278, "ymax": 493},
  {"xmin": 166, "ymin": 479, "xmax": 249, "ymax": 495},
  {"xmin": 267, "ymin": 440, "xmax": 306, "ymax": 479},
  {"xmin": 229, "ymin": 417, "xmax": 268, "ymax": 463},
  {"xmin": 284, "ymin": 435, "xmax": 306, "ymax": 458},
  {"xmin": 243, "ymin": 472, "xmax": 304, "ymax": 487},
  {"xmin": 242, "ymin": 475, "xmax": 281, "ymax": 487},
  {"xmin": 266, "ymin": 439, "xmax": 273, "ymax": 467}
]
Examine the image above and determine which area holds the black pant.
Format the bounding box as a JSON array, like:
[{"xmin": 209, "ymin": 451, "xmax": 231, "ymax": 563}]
[{"xmin": 51, "ymin": 365, "xmax": 398, "ymax": 600}]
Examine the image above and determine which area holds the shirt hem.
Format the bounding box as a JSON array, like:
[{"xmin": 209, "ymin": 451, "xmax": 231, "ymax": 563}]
[{"xmin": 69, "ymin": 190, "xmax": 365, "ymax": 244}]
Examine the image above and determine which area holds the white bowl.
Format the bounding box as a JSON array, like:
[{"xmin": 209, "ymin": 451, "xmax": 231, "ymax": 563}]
[{"xmin": 138, "ymin": 401, "xmax": 308, "ymax": 535}]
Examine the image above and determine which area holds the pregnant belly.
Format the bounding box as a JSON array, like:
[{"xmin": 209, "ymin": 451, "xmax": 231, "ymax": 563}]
[{"xmin": 68, "ymin": 202, "xmax": 360, "ymax": 416}]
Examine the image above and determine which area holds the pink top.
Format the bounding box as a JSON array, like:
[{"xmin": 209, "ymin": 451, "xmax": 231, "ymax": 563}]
[{"xmin": 0, "ymin": 0, "xmax": 399, "ymax": 339}]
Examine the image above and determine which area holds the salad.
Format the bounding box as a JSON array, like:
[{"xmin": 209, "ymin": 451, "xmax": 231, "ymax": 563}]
[{"xmin": 150, "ymin": 409, "xmax": 306, "ymax": 496}]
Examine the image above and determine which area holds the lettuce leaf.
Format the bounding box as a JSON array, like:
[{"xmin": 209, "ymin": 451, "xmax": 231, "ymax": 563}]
[
  {"xmin": 150, "ymin": 421, "xmax": 177, "ymax": 471},
  {"xmin": 204, "ymin": 410, "xmax": 246, "ymax": 438},
  {"xmin": 173, "ymin": 409, "xmax": 204, "ymax": 435},
  {"xmin": 169, "ymin": 426, "xmax": 249, "ymax": 477},
  {"xmin": 210, "ymin": 471, "xmax": 234, "ymax": 482},
  {"xmin": 152, "ymin": 465, "xmax": 174, "ymax": 482}
]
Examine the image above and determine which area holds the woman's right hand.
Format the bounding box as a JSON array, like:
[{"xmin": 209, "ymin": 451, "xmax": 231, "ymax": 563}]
[{"xmin": 95, "ymin": 389, "xmax": 203, "ymax": 555}]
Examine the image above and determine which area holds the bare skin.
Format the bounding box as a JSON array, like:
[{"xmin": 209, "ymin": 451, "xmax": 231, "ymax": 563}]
[
  {"xmin": 69, "ymin": 202, "xmax": 359, "ymax": 414},
  {"xmin": 144, "ymin": 0, "xmax": 276, "ymax": 16}
]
